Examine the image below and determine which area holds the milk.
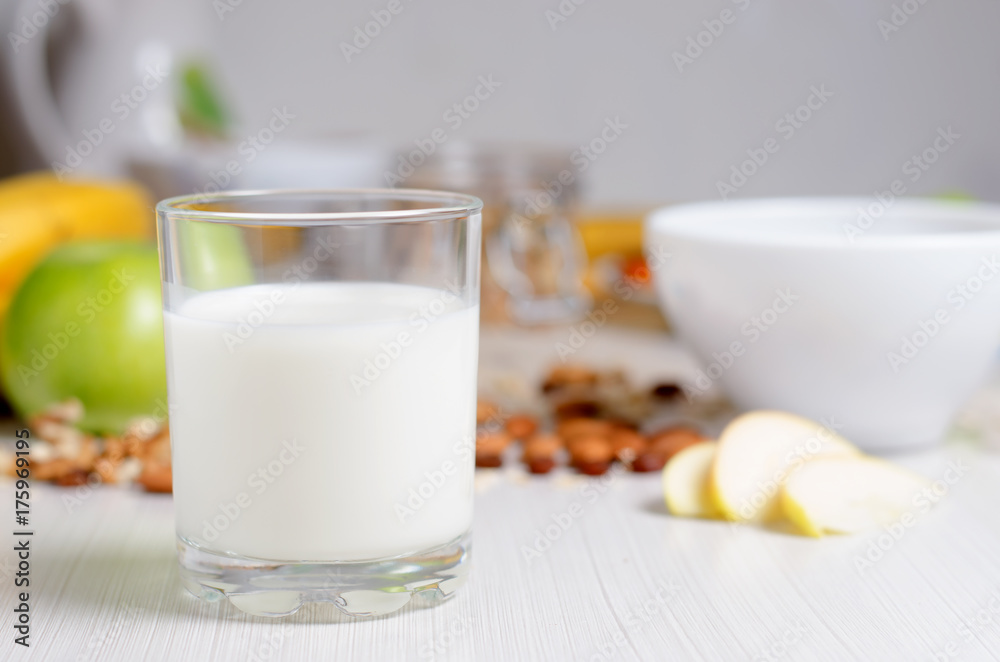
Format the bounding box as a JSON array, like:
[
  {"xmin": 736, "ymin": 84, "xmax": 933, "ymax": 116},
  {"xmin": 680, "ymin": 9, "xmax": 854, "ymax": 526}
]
[{"xmin": 163, "ymin": 282, "xmax": 478, "ymax": 562}]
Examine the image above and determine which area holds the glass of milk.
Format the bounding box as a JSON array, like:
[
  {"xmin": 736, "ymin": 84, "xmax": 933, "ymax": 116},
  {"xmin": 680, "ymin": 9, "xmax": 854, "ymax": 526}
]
[{"xmin": 156, "ymin": 190, "xmax": 482, "ymax": 618}]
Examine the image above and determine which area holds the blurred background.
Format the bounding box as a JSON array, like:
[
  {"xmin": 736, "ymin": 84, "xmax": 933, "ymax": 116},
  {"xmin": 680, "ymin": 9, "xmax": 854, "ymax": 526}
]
[
  {"xmin": 0, "ymin": 0, "xmax": 1000, "ymax": 324},
  {"xmin": 2, "ymin": 0, "xmax": 1000, "ymax": 487},
  {"xmin": 2, "ymin": 0, "xmax": 998, "ymax": 201},
  {"xmin": 0, "ymin": 0, "xmax": 998, "ymax": 326}
]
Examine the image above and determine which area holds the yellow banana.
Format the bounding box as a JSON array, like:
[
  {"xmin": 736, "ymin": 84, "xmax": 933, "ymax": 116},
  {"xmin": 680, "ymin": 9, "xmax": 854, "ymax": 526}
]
[
  {"xmin": 0, "ymin": 172, "xmax": 153, "ymax": 318},
  {"xmin": 576, "ymin": 211, "xmax": 645, "ymax": 259}
]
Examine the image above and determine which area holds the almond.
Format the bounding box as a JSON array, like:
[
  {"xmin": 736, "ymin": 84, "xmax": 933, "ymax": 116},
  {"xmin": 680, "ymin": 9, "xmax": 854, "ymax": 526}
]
[
  {"xmin": 138, "ymin": 463, "xmax": 173, "ymax": 493},
  {"xmin": 476, "ymin": 400, "xmax": 500, "ymax": 425},
  {"xmin": 541, "ymin": 365, "xmax": 599, "ymax": 392},
  {"xmin": 630, "ymin": 452, "xmax": 667, "ymax": 473},
  {"xmin": 504, "ymin": 414, "xmax": 539, "ymax": 440},
  {"xmin": 571, "ymin": 437, "xmax": 614, "ymax": 465},
  {"xmin": 558, "ymin": 418, "xmax": 613, "ymax": 441},
  {"xmin": 650, "ymin": 382, "xmax": 682, "ymax": 400},
  {"xmin": 553, "ymin": 399, "xmax": 601, "ymax": 420},
  {"xmin": 526, "ymin": 457, "xmax": 556, "ymax": 474},
  {"xmin": 72, "ymin": 437, "xmax": 99, "ymax": 471},
  {"xmin": 576, "ymin": 461, "xmax": 611, "ymax": 476},
  {"xmin": 609, "ymin": 429, "xmax": 647, "ymax": 461},
  {"xmin": 475, "ymin": 454, "xmax": 502, "ymax": 468},
  {"xmin": 522, "ymin": 434, "xmax": 561, "ymax": 461},
  {"xmin": 476, "ymin": 431, "xmax": 511, "ymax": 456},
  {"xmin": 32, "ymin": 458, "xmax": 77, "ymax": 482},
  {"xmin": 647, "ymin": 426, "xmax": 706, "ymax": 461},
  {"xmin": 94, "ymin": 457, "xmax": 120, "ymax": 485},
  {"xmin": 140, "ymin": 427, "xmax": 172, "ymax": 465},
  {"xmin": 55, "ymin": 470, "xmax": 90, "ymax": 487}
]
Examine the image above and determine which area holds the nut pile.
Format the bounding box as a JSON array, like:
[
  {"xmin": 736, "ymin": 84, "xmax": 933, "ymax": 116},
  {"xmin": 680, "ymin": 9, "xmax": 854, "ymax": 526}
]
[
  {"xmin": 1, "ymin": 399, "xmax": 172, "ymax": 493},
  {"xmin": 4, "ymin": 365, "xmax": 709, "ymax": 491},
  {"xmin": 476, "ymin": 365, "xmax": 709, "ymax": 476}
]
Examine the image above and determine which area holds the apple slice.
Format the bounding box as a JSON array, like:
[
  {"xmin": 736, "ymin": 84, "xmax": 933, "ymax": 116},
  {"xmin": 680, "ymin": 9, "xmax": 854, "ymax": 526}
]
[
  {"xmin": 781, "ymin": 457, "xmax": 930, "ymax": 537},
  {"xmin": 710, "ymin": 411, "xmax": 859, "ymax": 523},
  {"xmin": 663, "ymin": 441, "xmax": 719, "ymax": 518}
]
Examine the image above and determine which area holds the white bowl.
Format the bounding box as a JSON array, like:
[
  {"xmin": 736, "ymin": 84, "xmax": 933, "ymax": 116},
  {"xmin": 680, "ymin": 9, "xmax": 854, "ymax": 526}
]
[{"xmin": 646, "ymin": 197, "xmax": 1000, "ymax": 453}]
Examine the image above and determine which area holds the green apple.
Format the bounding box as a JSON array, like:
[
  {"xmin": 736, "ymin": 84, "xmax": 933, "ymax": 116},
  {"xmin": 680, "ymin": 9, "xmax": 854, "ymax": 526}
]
[
  {"xmin": 0, "ymin": 241, "xmax": 167, "ymax": 433},
  {"xmin": 177, "ymin": 222, "xmax": 253, "ymax": 290}
]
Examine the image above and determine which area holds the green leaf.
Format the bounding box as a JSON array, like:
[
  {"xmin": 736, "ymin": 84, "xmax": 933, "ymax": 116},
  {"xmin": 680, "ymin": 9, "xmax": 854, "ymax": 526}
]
[{"xmin": 178, "ymin": 62, "xmax": 230, "ymax": 139}]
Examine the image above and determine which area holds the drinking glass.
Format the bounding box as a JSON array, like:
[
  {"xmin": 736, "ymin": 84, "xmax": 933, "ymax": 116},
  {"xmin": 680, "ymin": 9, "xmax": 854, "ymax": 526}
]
[
  {"xmin": 406, "ymin": 143, "xmax": 591, "ymax": 325},
  {"xmin": 156, "ymin": 189, "xmax": 482, "ymax": 617}
]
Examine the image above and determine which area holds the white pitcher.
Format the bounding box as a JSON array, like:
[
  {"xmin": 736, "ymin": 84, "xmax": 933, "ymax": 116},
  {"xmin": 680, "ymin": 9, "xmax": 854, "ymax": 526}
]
[{"xmin": 7, "ymin": 0, "xmax": 218, "ymax": 177}]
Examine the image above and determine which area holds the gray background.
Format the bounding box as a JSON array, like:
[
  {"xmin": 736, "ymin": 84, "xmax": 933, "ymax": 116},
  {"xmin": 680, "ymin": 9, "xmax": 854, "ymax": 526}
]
[{"xmin": 1, "ymin": 0, "xmax": 997, "ymax": 206}]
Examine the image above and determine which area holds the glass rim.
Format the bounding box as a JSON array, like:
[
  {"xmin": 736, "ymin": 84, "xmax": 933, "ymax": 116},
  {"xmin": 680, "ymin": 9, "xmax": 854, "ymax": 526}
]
[{"xmin": 156, "ymin": 188, "xmax": 484, "ymax": 225}]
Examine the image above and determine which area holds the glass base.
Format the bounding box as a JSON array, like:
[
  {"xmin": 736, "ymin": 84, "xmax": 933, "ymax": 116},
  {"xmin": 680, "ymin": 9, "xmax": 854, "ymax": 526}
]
[
  {"xmin": 507, "ymin": 293, "xmax": 593, "ymax": 326},
  {"xmin": 176, "ymin": 531, "xmax": 471, "ymax": 618}
]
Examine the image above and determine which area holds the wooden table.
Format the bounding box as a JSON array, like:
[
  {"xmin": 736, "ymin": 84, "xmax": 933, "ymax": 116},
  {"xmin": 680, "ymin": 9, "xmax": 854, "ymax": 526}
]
[{"xmin": 4, "ymin": 326, "xmax": 1000, "ymax": 661}]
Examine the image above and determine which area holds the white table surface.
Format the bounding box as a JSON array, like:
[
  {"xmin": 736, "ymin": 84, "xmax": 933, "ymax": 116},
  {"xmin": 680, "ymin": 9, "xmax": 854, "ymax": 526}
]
[{"xmin": 5, "ymin": 326, "xmax": 1000, "ymax": 662}]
